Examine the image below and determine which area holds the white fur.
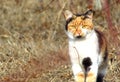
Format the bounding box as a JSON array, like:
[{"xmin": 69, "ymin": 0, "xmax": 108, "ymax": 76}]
[{"xmin": 68, "ymin": 30, "xmax": 102, "ymax": 77}]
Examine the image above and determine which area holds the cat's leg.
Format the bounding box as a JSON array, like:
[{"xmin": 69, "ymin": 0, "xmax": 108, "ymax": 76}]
[
  {"xmin": 69, "ymin": 46, "xmax": 85, "ymax": 82},
  {"xmin": 97, "ymin": 61, "xmax": 108, "ymax": 82},
  {"xmin": 97, "ymin": 68, "xmax": 107, "ymax": 82},
  {"xmin": 86, "ymin": 64, "xmax": 98, "ymax": 82},
  {"xmin": 72, "ymin": 64, "xmax": 84, "ymax": 82},
  {"xmin": 96, "ymin": 74, "xmax": 104, "ymax": 82}
]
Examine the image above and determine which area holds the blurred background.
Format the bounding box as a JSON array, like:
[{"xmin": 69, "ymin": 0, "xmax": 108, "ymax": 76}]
[{"xmin": 0, "ymin": 0, "xmax": 120, "ymax": 82}]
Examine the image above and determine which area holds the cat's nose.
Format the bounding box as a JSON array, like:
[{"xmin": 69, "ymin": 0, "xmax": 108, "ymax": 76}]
[{"xmin": 76, "ymin": 35, "xmax": 82, "ymax": 38}]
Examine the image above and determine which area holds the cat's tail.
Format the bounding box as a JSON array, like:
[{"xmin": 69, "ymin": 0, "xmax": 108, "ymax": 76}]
[{"xmin": 82, "ymin": 57, "xmax": 92, "ymax": 72}]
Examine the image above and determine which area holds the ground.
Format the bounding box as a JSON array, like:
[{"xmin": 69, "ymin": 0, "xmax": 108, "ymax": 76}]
[{"xmin": 0, "ymin": 0, "xmax": 120, "ymax": 82}]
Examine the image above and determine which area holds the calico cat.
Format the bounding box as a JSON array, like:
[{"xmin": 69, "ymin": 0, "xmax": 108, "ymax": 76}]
[{"xmin": 64, "ymin": 9, "xmax": 108, "ymax": 82}]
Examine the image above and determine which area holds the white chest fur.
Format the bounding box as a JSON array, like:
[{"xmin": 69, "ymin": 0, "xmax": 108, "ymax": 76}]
[{"xmin": 68, "ymin": 31, "xmax": 99, "ymax": 65}]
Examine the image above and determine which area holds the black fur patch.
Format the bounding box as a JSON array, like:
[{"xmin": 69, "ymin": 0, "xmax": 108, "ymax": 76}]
[
  {"xmin": 104, "ymin": 48, "xmax": 108, "ymax": 60},
  {"xmin": 82, "ymin": 57, "xmax": 92, "ymax": 71},
  {"xmin": 84, "ymin": 9, "xmax": 95, "ymax": 16},
  {"xmin": 65, "ymin": 18, "xmax": 73, "ymax": 30},
  {"xmin": 97, "ymin": 74, "xmax": 104, "ymax": 82}
]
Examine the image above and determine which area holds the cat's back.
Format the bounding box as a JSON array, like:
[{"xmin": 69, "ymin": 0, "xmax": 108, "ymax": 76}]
[{"xmin": 95, "ymin": 29, "xmax": 107, "ymax": 54}]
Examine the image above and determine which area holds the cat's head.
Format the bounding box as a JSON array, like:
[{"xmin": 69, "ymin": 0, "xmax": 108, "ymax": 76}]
[{"xmin": 64, "ymin": 9, "xmax": 94, "ymax": 39}]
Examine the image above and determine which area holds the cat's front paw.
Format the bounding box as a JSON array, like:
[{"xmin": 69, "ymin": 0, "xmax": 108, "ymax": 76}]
[
  {"xmin": 75, "ymin": 72, "xmax": 84, "ymax": 82},
  {"xmin": 86, "ymin": 72, "xmax": 96, "ymax": 82}
]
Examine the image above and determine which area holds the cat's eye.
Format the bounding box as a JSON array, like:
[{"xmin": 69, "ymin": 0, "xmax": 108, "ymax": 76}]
[
  {"xmin": 82, "ymin": 26, "xmax": 86, "ymax": 28},
  {"xmin": 81, "ymin": 16, "xmax": 85, "ymax": 20},
  {"xmin": 82, "ymin": 25, "xmax": 88, "ymax": 29}
]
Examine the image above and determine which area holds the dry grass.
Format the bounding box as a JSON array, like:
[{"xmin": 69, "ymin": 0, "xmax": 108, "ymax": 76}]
[{"xmin": 0, "ymin": 0, "xmax": 120, "ymax": 82}]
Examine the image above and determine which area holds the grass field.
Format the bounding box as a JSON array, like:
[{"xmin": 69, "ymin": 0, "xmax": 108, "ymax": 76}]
[{"xmin": 0, "ymin": 0, "xmax": 120, "ymax": 82}]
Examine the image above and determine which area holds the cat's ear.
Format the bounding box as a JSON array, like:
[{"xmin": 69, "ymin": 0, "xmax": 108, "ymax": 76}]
[
  {"xmin": 64, "ymin": 10, "xmax": 73, "ymax": 20},
  {"xmin": 85, "ymin": 9, "xmax": 95, "ymax": 19}
]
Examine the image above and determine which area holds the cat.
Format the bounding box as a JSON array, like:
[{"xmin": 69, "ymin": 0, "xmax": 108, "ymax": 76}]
[{"xmin": 63, "ymin": 9, "xmax": 108, "ymax": 82}]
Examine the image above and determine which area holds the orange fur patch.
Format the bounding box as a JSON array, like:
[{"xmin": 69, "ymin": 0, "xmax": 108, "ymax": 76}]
[
  {"xmin": 77, "ymin": 72, "xmax": 84, "ymax": 77},
  {"xmin": 75, "ymin": 72, "xmax": 85, "ymax": 82},
  {"xmin": 86, "ymin": 72, "xmax": 96, "ymax": 82},
  {"xmin": 67, "ymin": 16, "xmax": 93, "ymax": 37},
  {"xmin": 87, "ymin": 71, "xmax": 94, "ymax": 77}
]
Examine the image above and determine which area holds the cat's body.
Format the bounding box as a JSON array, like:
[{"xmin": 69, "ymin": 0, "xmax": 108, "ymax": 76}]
[{"xmin": 64, "ymin": 10, "xmax": 108, "ymax": 82}]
